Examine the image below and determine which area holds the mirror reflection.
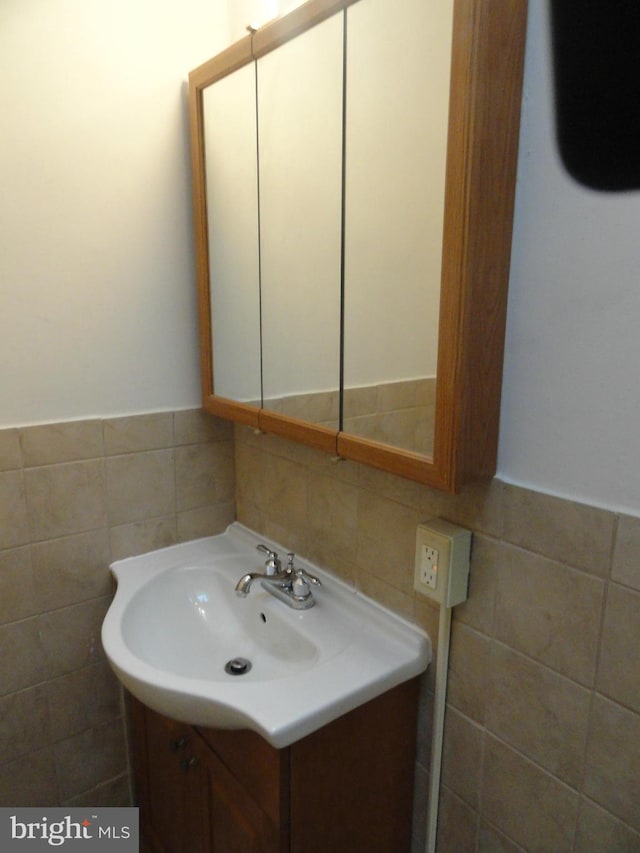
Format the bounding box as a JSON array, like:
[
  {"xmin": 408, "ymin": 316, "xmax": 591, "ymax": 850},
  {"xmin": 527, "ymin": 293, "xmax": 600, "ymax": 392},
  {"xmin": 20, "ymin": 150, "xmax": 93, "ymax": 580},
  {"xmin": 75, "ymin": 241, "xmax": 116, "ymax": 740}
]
[
  {"xmin": 343, "ymin": 0, "xmax": 452, "ymax": 456},
  {"xmin": 258, "ymin": 14, "xmax": 344, "ymax": 425},
  {"xmin": 203, "ymin": 64, "xmax": 260, "ymax": 404},
  {"xmin": 203, "ymin": 0, "xmax": 453, "ymax": 452}
]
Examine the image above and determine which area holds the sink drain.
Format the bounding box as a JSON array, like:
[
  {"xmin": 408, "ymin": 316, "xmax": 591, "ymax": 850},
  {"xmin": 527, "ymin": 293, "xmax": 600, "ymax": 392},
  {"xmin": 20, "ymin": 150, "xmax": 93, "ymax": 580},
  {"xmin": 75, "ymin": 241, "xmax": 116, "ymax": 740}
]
[{"xmin": 224, "ymin": 657, "xmax": 252, "ymax": 676}]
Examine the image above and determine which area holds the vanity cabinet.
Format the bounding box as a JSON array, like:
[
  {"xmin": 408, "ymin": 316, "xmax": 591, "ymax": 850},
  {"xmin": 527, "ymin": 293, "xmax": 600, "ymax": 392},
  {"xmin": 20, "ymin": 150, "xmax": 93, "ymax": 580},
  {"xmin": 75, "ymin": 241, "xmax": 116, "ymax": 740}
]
[
  {"xmin": 135, "ymin": 704, "xmax": 282, "ymax": 852},
  {"xmin": 130, "ymin": 678, "xmax": 419, "ymax": 852}
]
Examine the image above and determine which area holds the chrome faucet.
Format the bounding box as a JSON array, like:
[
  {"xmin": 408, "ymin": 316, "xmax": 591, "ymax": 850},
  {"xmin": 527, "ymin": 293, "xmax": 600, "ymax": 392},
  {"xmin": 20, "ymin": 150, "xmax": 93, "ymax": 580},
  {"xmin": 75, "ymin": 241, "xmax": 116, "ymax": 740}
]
[{"xmin": 235, "ymin": 546, "xmax": 322, "ymax": 610}]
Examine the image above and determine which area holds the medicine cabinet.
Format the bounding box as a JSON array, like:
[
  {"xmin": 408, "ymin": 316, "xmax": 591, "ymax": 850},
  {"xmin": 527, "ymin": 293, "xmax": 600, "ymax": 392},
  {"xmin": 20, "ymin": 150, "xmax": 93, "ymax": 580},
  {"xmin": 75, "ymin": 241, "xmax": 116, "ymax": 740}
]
[{"xmin": 188, "ymin": 0, "xmax": 527, "ymax": 491}]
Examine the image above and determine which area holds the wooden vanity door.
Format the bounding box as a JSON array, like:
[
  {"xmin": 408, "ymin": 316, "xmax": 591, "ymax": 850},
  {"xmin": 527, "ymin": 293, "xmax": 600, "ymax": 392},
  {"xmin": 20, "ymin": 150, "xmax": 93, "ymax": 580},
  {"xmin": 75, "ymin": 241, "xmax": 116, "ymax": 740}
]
[
  {"xmin": 206, "ymin": 745, "xmax": 281, "ymax": 852},
  {"xmin": 132, "ymin": 700, "xmax": 283, "ymax": 853},
  {"xmin": 140, "ymin": 709, "xmax": 208, "ymax": 852}
]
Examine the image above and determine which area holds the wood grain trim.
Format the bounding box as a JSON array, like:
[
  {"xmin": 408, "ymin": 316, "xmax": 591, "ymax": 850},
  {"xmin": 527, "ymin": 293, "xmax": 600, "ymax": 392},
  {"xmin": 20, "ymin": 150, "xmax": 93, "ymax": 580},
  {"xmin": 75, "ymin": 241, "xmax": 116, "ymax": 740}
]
[
  {"xmin": 252, "ymin": 0, "xmax": 359, "ymax": 58},
  {"xmin": 432, "ymin": 0, "xmax": 482, "ymax": 492},
  {"xmin": 336, "ymin": 433, "xmax": 449, "ymax": 490},
  {"xmin": 129, "ymin": 697, "xmax": 150, "ymax": 809},
  {"xmin": 189, "ymin": 36, "xmax": 254, "ymax": 90},
  {"xmin": 203, "ymin": 395, "xmax": 260, "ymax": 429},
  {"xmin": 457, "ymin": 0, "xmax": 527, "ymax": 481},
  {"xmin": 434, "ymin": 0, "xmax": 527, "ymax": 489},
  {"xmin": 258, "ymin": 411, "xmax": 338, "ymax": 456},
  {"xmin": 187, "ymin": 74, "xmax": 213, "ymax": 406}
]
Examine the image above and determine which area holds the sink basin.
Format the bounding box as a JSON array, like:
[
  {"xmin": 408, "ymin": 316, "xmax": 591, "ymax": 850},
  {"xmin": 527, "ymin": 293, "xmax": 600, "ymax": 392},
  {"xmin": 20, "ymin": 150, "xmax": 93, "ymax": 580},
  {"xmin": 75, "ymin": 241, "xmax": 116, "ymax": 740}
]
[
  {"xmin": 102, "ymin": 523, "xmax": 431, "ymax": 748},
  {"xmin": 120, "ymin": 561, "xmax": 322, "ymax": 681}
]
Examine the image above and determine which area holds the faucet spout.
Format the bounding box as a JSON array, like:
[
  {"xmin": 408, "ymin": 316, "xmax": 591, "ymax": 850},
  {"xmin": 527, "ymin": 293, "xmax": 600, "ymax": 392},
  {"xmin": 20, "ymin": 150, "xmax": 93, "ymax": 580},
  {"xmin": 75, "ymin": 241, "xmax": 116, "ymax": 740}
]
[
  {"xmin": 235, "ymin": 570, "xmax": 290, "ymax": 597},
  {"xmin": 234, "ymin": 573, "xmax": 257, "ymax": 597}
]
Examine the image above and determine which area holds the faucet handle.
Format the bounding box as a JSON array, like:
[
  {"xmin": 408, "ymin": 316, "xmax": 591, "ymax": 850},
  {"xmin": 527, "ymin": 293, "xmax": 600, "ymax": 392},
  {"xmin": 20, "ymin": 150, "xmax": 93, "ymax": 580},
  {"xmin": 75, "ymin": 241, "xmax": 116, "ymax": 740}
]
[
  {"xmin": 257, "ymin": 544, "xmax": 275, "ymax": 556},
  {"xmin": 299, "ymin": 568, "xmax": 321, "ymax": 587},
  {"xmin": 256, "ymin": 544, "xmax": 281, "ymax": 575},
  {"xmin": 290, "ymin": 555, "xmax": 321, "ymax": 588}
]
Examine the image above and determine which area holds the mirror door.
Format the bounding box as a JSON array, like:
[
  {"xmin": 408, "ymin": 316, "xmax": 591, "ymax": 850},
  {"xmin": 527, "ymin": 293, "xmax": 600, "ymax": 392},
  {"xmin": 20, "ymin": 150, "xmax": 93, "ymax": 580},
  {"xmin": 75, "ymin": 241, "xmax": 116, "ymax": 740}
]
[
  {"xmin": 203, "ymin": 63, "xmax": 261, "ymax": 407},
  {"xmin": 342, "ymin": 0, "xmax": 453, "ymax": 458},
  {"xmin": 258, "ymin": 13, "xmax": 344, "ymax": 429}
]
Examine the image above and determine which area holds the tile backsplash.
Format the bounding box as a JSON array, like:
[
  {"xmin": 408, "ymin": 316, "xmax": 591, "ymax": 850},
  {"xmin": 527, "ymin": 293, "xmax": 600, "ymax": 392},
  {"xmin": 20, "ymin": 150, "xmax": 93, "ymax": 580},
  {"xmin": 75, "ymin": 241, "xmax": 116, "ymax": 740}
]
[
  {"xmin": 1, "ymin": 411, "xmax": 639, "ymax": 851},
  {"xmin": 233, "ymin": 425, "xmax": 640, "ymax": 853},
  {"xmin": 263, "ymin": 377, "xmax": 437, "ymax": 457},
  {"xmin": 0, "ymin": 410, "xmax": 234, "ymax": 806}
]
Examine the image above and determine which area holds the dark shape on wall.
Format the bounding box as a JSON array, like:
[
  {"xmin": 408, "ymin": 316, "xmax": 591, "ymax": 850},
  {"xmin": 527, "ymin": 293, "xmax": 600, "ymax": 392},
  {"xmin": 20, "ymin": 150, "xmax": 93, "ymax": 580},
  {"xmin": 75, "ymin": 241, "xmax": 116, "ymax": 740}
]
[{"xmin": 550, "ymin": 0, "xmax": 640, "ymax": 191}]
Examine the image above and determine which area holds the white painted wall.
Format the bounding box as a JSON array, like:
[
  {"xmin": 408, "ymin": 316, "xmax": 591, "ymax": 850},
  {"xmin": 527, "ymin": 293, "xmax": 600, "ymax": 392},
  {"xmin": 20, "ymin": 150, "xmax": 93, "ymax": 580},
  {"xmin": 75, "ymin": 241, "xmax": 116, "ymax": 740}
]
[
  {"xmin": 2, "ymin": 0, "xmax": 639, "ymax": 514},
  {"xmin": 0, "ymin": 0, "xmax": 230, "ymax": 427},
  {"xmin": 497, "ymin": 0, "xmax": 640, "ymax": 515}
]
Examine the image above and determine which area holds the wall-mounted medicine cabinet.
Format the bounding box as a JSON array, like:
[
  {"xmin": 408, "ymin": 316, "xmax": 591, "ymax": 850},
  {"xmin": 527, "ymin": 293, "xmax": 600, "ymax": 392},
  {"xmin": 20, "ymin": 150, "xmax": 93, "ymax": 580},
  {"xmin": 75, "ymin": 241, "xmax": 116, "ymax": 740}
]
[{"xmin": 188, "ymin": 0, "xmax": 527, "ymax": 492}]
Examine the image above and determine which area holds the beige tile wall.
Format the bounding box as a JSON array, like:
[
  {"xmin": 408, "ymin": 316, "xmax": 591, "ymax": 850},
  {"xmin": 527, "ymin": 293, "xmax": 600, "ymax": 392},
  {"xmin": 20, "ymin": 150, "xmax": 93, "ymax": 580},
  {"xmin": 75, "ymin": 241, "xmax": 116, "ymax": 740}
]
[
  {"xmin": 343, "ymin": 377, "xmax": 436, "ymax": 457},
  {"xmin": 263, "ymin": 377, "xmax": 437, "ymax": 456},
  {"xmin": 233, "ymin": 425, "xmax": 640, "ymax": 853},
  {"xmin": 2, "ymin": 410, "xmax": 639, "ymax": 852},
  {"xmin": 0, "ymin": 410, "xmax": 234, "ymax": 806}
]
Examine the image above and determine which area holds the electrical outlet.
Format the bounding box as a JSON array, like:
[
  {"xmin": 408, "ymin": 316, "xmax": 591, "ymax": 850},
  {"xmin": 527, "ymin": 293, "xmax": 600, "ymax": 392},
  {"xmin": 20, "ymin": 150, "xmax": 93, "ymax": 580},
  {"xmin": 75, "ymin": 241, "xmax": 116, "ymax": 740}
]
[
  {"xmin": 413, "ymin": 519, "xmax": 471, "ymax": 606},
  {"xmin": 420, "ymin": 545, "xmax": 439, "ymax": 589}
]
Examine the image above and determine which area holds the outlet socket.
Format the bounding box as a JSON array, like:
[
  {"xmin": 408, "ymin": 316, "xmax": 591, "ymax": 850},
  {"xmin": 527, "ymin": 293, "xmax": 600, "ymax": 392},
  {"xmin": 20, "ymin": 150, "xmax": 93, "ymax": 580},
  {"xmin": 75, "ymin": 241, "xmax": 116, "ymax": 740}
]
[
  {"xmin": 419, "ymin": 544, "xmax": 439, "ymax": 589},
  {"xmin": 413, "ymin": 519, "xmax": 471, "ymax": 606}
]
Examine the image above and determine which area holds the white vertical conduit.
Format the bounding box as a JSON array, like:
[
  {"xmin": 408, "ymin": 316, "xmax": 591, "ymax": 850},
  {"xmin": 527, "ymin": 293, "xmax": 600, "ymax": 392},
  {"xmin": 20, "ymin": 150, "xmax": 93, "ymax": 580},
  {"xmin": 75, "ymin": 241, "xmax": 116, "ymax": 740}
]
[{"xmin": 426, "ymin": 603, "xmax": 453, "ymax": 853}]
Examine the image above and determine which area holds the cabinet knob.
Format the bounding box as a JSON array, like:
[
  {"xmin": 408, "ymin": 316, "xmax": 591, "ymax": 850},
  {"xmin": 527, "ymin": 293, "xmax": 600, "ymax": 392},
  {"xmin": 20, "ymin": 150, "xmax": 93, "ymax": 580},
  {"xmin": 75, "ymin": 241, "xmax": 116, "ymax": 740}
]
[
  {"xmin": 170, "ymin": 737, "xmax": 187, "ymax": 752},
  {"xmin": 181, "ymin": 756, "xmax": 199, "ymax": 770}
]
